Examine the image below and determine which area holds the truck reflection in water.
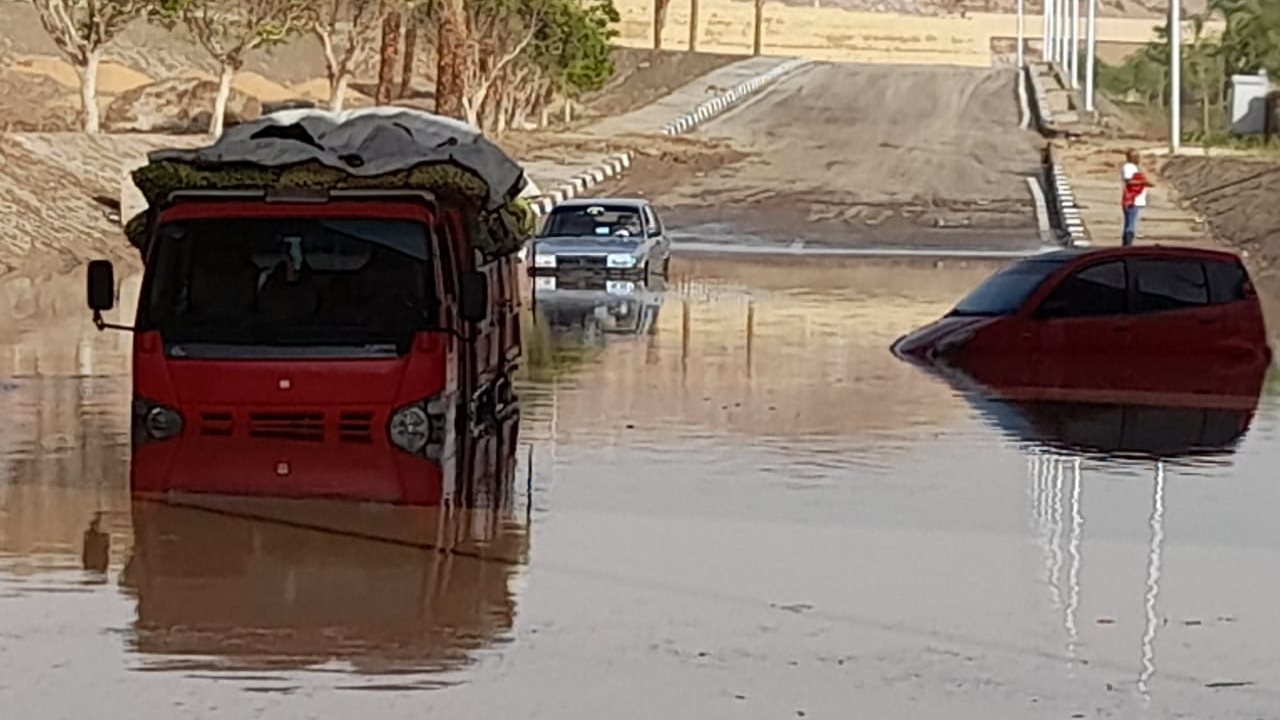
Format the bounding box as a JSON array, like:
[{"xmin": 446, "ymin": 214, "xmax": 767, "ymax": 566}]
[
  {"xmin": 117, "ymin": 415, "xmax": 527, "ymax": 680},
  {"xmin": 532, "ymin": 275, "xmax": 664, "ymax": 345},
  {"xmin": 916, "ymin": 351, "xmax": 1269, "ymax": 461}
]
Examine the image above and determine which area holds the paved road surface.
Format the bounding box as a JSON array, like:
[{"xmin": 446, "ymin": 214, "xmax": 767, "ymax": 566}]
[{"xmin": 604, "ymin": 62, "xmax": 1051, "ymax": 253}]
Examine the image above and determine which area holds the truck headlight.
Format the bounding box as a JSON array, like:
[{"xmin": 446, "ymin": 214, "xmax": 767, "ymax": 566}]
[
  {"xmin": 534, "ymin": 254, "xmax": 557, "ymax": 268},
  {"xmin": 144, "ymin": 405, "xmax": 184, "ymax": 440},
  {"xmin": 132, "ymin": 397, "xmax": 184, "ymax": 443},
  {"xmin": 388, "ymin": 398, "xmax": 448, "ymax": 456},
  {"xmin": 606, "ymin": 254, "xmax": 637, "ymax": 268}
]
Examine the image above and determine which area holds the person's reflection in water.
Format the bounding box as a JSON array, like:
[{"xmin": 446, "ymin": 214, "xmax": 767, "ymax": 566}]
[{"xmin": 82, "ymin": 512, "xmax": 110, "ymax": 577}]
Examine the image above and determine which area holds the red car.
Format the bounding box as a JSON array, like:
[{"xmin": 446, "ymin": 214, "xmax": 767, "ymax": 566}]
[{"xmin": 892, "ymin": 246, "xmax": 1272, "ymax": 365}]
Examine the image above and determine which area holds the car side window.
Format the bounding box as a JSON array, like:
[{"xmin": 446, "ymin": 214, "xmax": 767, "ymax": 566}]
[
  {"xmin": 1133, "ymin": 258, "xmax": 1208, "ymax": 313},
  {"xmin": 1205, "ymin": 260, "xmax": 1247, "ymax": 304},
  {"xmin": 1035, "ymin": 260, "xmax": 1127, "ymax": 319}
]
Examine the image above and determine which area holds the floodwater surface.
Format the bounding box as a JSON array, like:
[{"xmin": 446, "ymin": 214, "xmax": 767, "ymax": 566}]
[{"xmin": 3, "ymin": 256, "xmax": 1280, "ymax": 719}]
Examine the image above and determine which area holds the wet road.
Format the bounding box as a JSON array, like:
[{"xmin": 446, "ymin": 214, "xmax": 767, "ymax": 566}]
[{"xmin": 3, "ymin": 258, "xmax": 1280, "ymax": 719}]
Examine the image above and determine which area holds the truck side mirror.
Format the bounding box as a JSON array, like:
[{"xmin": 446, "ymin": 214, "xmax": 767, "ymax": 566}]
[
  {"xmin": 87, "ymin": 260, "xmax": 115, "ymax": 312},
  {"xmin": 460, "ymin": 270, "xmax": 489, "ymax": 324}
]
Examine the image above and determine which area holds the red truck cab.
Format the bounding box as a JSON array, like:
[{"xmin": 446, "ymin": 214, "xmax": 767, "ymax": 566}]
[{"xmin": 87, "ymin": 188, "xmax": 522, "ymax": 502}]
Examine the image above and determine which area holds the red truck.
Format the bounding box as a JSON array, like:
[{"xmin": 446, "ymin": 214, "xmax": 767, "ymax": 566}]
[{"xmin": 86, "ymin": 109, "xmax": 530, "ymax": 503}]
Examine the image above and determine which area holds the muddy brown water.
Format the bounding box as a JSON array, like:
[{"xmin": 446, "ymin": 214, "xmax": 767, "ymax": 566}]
[{"xmin": 2, "ymin": 256, "xmax": 1280, "ymax": 720}]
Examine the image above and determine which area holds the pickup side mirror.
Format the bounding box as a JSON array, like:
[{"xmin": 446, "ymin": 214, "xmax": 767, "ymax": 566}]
[
  {"xmin": 459, "ymin": 270, "xmax": 489, "ymax": 324},
  {"xmin": 87, "ymin": 260, "xmax": 115, "ymax": 312}
]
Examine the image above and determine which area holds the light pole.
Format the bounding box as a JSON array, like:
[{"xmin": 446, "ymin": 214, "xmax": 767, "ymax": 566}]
[
  {"xmin": 1043, "ymin": 0, "xmax": 1053, "ymax": 62},
  {"xmin": 1085, "ymin": 0, "xmax": 1097, "ymax": 112},
  {"xmin": 1069, "ymin": 0, "xmax": 1080, "ymax": 87},
  {"xmin": 1058, "ymin": 0, "xmax": 1068, "ymax": 66},
  {"xmin": 1017, "ymin": 0, "xmax": 1026, "ymax": 67},
  {"xmin": 1169, "ymin": 0, "xmax": 1182, "ymax": 152}
]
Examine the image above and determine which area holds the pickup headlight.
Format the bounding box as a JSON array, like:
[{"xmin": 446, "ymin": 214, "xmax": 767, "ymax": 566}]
[
  {"xmin": 606, "ymin": 253, "xmax": 637, "ymax": 268},
  {"xmin": 534, "ymin": 254, "xmax": 557, "ymax": 268}
]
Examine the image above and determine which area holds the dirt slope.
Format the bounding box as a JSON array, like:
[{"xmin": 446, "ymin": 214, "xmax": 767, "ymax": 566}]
[
  {"xmin": 602, "ymin": 63, "xmax": 1046, "ymax": 250},
  {"xmin": 1162, "ymin": 155, "xmax": 1280, "ymax": 302},
  {"xmin": 0, "ymin": 133, "xmax": 202, "ymax": 275}
]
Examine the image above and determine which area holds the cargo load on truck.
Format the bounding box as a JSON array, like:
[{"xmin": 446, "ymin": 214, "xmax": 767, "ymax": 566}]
[{"xmin": 125, "ymin": 108, "xmax": 536, "ymax": 257}]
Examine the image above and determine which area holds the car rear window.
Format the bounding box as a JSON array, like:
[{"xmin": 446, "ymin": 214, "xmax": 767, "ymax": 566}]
[
  {"xmin": 1133, "ymin": 258, "xmax": 1208, "ymax": 312},
  {"xmin": 1205, "ymin": 259, "xmax": 1249, "ymax": 304},
  {"xmin": 950, "ymin": 258, "xmax": 1066, "ymax": 316}
]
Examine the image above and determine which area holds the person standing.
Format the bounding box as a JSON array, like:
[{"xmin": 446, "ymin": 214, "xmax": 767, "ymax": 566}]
[{"xmin": 1121, "ymin": 150, "xmax": 1155, "ymax": 246}]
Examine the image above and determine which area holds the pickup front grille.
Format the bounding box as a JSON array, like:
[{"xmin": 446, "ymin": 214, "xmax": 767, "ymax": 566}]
[
  {"xmin": 197, "ymin": 410, "xmax": 375, "ymax": 443},
  {"xmin": 556, "ymin": 255, "xmax": 608, "ymax": 270}
]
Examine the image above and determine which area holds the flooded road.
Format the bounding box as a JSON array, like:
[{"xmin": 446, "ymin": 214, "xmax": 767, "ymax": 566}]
[{"xmin": 3, "ymin": 257, "xmax": 1280, "ymax": 719}]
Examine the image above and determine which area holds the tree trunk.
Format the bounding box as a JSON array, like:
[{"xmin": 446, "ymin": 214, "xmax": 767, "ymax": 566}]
[
  {"xmin": 399, "ymin": 13, "xmax": 419, "ymax": 99},
  {"xmin": 329, "ymin": 72, "xmax": 350, "ymax": 112},
  {"xmin": 689, "ymin": 0, "xmax": 700, "ymax": 52},
  {"xmin": 495, "ymin": 82, "xmax": 512, "ymax": 134},
  {"xmin": 210, "ymin": 61, "xmax": 235, "ymax": 137},
  {"xmin": 463, "ymin": 97, "xmax": 481, "ymax": 127},
  {"xmin": 753, "ymin": 0, "xmax": 765, "ymax": 56},
  {"xmin": 80, "ymin": 48, "xmax": 101, "ymax": 134},
  {"xmin": 377, "ymin": 10, "xmax": 403, "ymax": 105},
  {"xmin": 436, "ymin": 0, "xmax": 468, "ymax": 119},
  {"xmin": 654, "ymin": 0, "xmax": 670, "ymax": 50}
]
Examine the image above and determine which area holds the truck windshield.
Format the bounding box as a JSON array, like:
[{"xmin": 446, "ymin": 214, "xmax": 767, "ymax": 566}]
[
  {"xmin": 142, "ymin": 217, "xmax": 436, "ymax": 355},
  {"xmin": 950, "ymin": 258, "xmax": 1067, "ymax": 317}
]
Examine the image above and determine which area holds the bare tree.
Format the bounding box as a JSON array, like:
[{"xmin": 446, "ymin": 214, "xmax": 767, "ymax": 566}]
[
  {"xmin": 653, "ymin": 0, "xmax": 670, "ymax": 50},
  {"xmin": 376, "ymin": 7, "xmax": 403, "ymax": 104},
  {"xmin": 166, "ymin": 0, "xmax": 314, "ymax": 135},
  {"xmin": 435, "ymin": 0, "xmax": 468, "ymax": 119},
  {"xmin": 460, "ymin": 1, "xmax": 543, "ymax": 128},
  {"xmin": 30, "ymin": 0, "xmax": 148, "ymax": 133},
  {"xmin": 398, "ymin": 2, "xmax": 430, "ymax": 99},
  {"xmin": 314, "ymin": 0, "xmax": 389, "ymax": 111},
  {"xmin": 752, "ymin": 0, "xmax": 764, "ymax": 55}
]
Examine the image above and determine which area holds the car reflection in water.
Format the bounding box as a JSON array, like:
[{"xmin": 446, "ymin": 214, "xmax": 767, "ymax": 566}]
[
  {"xmin": 118, "ymin": 414, "xmax": 528, "ymax": 681},
  {"xmin": 532, "ymin": 274, "xmax": 665, "ymax": 346},
  {"xmin": 904, "ymin": 349, "xmax": 1269, "ymax": 462}
]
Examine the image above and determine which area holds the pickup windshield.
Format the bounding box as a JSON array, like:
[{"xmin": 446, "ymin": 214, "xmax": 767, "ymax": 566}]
[
  {"xmin": 142, "ymin": 217, "xmax": 435, "ymax": 355},
  {"xmin": 541, "ymin": 205, "xmax": 644, "ymax": 239},
  {"xmin": 950, "ymin": 258, "xmax": 1068, "ymax": 317}
]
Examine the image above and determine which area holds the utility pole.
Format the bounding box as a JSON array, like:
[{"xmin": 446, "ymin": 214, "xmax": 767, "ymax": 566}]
[
  {"xmin": 1017, "ymin": 0, "xmax": 1025, "ymax": 66},
  {"xmin": 1085, "ymin": 0, "xmax": 1097, "ymax": 112},
  {"xmin": 1169, "ymin": 0, "xmax": 1182, "ymax": 152}
]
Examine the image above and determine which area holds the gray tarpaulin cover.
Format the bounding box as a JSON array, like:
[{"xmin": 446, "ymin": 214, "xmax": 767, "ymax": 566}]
[{"xmin": 147, "ymin": 108, "xmax": 527, "ymax": 210}]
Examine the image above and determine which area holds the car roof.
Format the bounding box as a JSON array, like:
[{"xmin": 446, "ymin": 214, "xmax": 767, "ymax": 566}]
[
  {"xmin": 551, "ymin": 198, "xmax": 649, "ymax": 210},
  {"xmin": 1027, "ymin": 245, "xmax": 1243, "ymax": 264}
]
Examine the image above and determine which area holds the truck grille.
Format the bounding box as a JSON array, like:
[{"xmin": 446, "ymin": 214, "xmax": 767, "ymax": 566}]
[
  {"xmin": 197, "ymin": 410, "xmax": 375, "ymax": 443},
  {"xmin": 337, "ymin": 411, "xmax": 375, "ymax": 444}
]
